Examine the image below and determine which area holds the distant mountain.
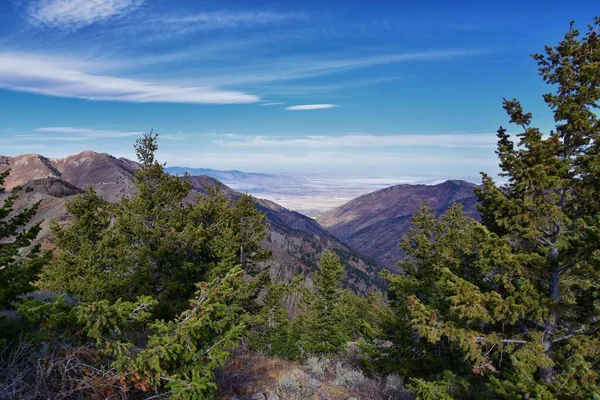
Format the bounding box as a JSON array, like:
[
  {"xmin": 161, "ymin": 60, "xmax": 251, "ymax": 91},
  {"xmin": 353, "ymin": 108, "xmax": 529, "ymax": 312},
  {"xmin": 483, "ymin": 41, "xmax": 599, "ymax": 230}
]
[
  {"xmin": 0, "ymin": 151, "xmax": 138, "ymax": 203},
  {"xmin": 316, "ymin": 180, "xmax": 480, "ymax": 269},
  {"xmin": 1, "ymin": 151, "xmax": 380, "ymax": 293},
  {"xmin": 166, "ymin": 166, "xmax": 277, "ymax": 179},
  {"xmin": 165, "ymin": 166, "xmax": 304, "ymax": 191}
]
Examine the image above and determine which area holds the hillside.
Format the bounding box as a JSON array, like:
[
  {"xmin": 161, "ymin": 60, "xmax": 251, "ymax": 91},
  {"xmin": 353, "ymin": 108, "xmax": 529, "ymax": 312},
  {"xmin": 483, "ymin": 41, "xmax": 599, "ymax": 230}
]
[
  {"xmin": 185, "ymin": 174, "xmax": 381, "ymax": 291},
  {"xmin": 317, "ymin": 180, "xmax": 480, "ymax": 269},
  {"xmin": 0, "ymin": 151, "xmax": 380, "ymax": 293},
  {"xmin": 0, "ymin": 152, "xmax": 137, "ymax": 203}
]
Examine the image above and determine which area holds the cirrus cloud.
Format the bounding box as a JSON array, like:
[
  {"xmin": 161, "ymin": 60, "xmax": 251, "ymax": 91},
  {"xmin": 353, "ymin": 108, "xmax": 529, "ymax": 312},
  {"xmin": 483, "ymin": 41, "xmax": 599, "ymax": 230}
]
[
  {"xmin": 212, "ymin": 133, "xmax": 498, "ymax": 148},
  {"xmin": 286, "ymin": 104, "xmax": 338, "ymax": 111},
  {"xmin": 159, "ymin": 11, "xmax": 306, "ymax": 28},
  {"xmin": 0, "ymin": 52, "xmax": 260, "ymax": 104},
  {"xmin": 17, "ymin": 126, "xmax": 184, "ymax": 141},
  {"xmin": 26, "ymin": 0, "xmax": 144, "ymax": 29}
]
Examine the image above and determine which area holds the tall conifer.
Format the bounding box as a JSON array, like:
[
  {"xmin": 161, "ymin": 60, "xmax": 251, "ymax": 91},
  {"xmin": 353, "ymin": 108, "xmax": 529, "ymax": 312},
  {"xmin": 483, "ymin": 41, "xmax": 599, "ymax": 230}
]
[{"xmin": 385, "ymin": 18, "xmax": 600, "ymax": 398}]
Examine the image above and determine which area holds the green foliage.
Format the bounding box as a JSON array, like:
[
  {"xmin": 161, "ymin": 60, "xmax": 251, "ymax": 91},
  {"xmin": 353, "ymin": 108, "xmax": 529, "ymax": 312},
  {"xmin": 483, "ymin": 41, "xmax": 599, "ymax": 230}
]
[
  {"xmin": 201, "ymin": 190, "xmax": 271, "ymax": 280},
  {"xmin": 299, "ymin": 251, "xmax": 349, "ymax": 355},
  {"xmin": 250, "ymin": 251, "xmax": 388, "ymax": 361},
  {"xmin": 113, "ymin": 268, "xmax": 247, "ymax": 399},
  {"xmin": 42, "ymin": 187, "xmax": 136, "ymax": 302},
  {"xmin": 0, "ymin": 169, "xmax": 49, "ymax": 344},
  {"xmin": 16, "ymin": 267, "xmax": 247, "ymax": 399},
  {"xmin": 408, "ymin": 371, "xmax": 468, "ymax": 400},
  {"xmin": 249, "ymin": 277, "xmax": 303, "ymax": 358},
  {"xmin": 42, "ymin": 133, "xmax": 269, "ymax": 318},
  {"xmin": 4, "ymin": 132, "xmax": 272, "ymax": 397},
  {"xmin": 77, "ymin": 295, "xmax": 157, "ymax": 358},
  {"xmin": 384, "ymin": 17, "xmax": 600, "ymax": 399}
]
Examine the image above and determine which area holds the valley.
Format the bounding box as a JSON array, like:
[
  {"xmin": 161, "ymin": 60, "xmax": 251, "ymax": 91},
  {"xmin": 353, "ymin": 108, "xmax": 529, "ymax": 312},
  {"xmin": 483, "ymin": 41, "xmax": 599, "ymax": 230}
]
[
  {"xmin": 1, "ymin": 151, "xmax": 483, "ymax": 280},
  {"xmin": 0, "ymin": 151, "xmax": 385, "ymax": 294},
  {"xmin": 168, "ymin": 164, "xmax": 480, "ymax": 215}
]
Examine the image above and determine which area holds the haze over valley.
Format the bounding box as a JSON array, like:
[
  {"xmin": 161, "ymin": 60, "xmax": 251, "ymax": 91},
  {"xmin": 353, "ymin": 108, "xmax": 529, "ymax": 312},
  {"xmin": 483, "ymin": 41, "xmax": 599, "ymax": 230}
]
[{"xmin": 166, "ymin": 166, "xmax": 481, "ymax": 213}]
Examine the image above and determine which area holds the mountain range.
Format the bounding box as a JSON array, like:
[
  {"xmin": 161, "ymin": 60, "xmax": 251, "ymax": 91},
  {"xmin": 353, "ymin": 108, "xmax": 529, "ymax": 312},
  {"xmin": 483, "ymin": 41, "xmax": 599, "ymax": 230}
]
[
  {"xmin": 317, "ymin": 180, "xmax": 480, "ymax": 269},
  {"xmin": 165, "ymin": 166, "xmax": 305, "ymax": 191},
  {"xmin": 1, "ymin": 150, "xmax": 482, "ymax": 290},
  {"xmin": 0, "ymin": 151, "xmax": 380, "ymax": 293}
]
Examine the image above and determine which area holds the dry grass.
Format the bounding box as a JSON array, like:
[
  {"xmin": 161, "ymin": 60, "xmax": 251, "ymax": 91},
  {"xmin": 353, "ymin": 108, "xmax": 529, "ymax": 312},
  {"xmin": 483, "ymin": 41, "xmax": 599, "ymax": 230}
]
[
  {"xmin": 216, "ymin": 348, "xmax": 414, "ymax": 400},
  {"xmin": 216, "ymin": 350, "xmax": 304, "ymax": 398},
  {"xmin": 0, "ymin": 339, "xmax": 128, "ymax": 400}
]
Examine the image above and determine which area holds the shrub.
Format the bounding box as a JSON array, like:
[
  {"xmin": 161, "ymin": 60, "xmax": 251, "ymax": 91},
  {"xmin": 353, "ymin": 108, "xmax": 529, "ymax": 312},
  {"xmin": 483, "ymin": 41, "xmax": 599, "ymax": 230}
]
[
  {"xmin": 278, "ymin": 370, "xmax": 324, "ymax": 399},
  {"xmin": 278, "ymin": 373, "xmax": 301, "ymax": 397},
  {"xmin": 306, "ymin": 356, "xmax": 328, "ymax": 377},
  {"xmin": 333, "ymin": 361, "xmax": 365, "ymax": 389},
  {"xmin": 307, "ymin": 378, "xmax": 321, "ymax": 392},
  {"xmin": 384, "ymin": 373, "xmax": 404, "ymax": 392}
]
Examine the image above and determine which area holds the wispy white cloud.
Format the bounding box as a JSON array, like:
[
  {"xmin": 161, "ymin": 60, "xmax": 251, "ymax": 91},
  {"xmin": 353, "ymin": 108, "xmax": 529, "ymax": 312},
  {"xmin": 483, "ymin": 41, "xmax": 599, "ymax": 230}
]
[
  {"xmin": 289, "ymin": 50, "xmax": 478, "ymax": 73},
  {"xmin": 5, "ymin": 1, "xmax": 483, "ymax": 108},
  {"xmin": 286, "ymin": 104, "xmax": 337, "ymax": 111},
  {"xmin": 212, "ymin": 133, "xmax": 498, "ymax": 148},
  {"xmin": 256, "ymin": 77, "xmax": 403, "ymax": 96},
  {"xmin": 259, "ymin": 102, "xmax": 286, "ymax": 106},
  {"xmin": 158, "ymin": 11, "xmax": 306, "ymax": 30},
  {"xmin": 18, "ymin": 126, "xmax": 184, "ymax": 141},
  {"xmin": 26, "ymin": 0, "xmax": 144, "ymax": 29},
  {"xmin": 33, "ymin": 126, "xmax": 144, "ymax": 141},
  {"xmin": 158, "ymin": 150, "xmax": 496, "ymax": 173},
  {"xmin": 188, "ymin": 49, "xmax": 480, "ymax": 87},
  {"xmin": 0, "ymin": 52, "xmax": 260, "ymax": 104},
  {"xmin": 0, "ymin": 143, "xmax": 54, "ymax": 151},
  {"xmin": 65, "ymin": 10, "xmax": 309, "ymax": 45}
]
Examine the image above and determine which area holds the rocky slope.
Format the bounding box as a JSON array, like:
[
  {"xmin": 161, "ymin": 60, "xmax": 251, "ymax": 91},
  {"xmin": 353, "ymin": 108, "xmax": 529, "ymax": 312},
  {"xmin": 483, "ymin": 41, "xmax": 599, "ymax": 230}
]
[
  {"xmin": 316, "ymin": 180, "xmax": 480, "ymax": 269},
  {"xmin": 186, "ymin": 175, "xmax": 381, "ymax": 291},
  {"xmin": 0, "ymin": 152, "xmax": 137, "ymax": 203},
  {"xmin": 1, "ymin": 151, "xmax": 380, "ymax": 293}
]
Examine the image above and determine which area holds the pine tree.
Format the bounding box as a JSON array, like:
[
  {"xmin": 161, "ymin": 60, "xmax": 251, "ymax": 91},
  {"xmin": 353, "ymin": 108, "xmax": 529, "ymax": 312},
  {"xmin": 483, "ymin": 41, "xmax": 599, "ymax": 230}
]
[
  {"xmin": 300, "ymin": 251, "xmax": 348, "ymax": 355},
  {"xmin": 231, "ymin": 194, "xmax": 271, "ymax": 273},
  {"xmin": 42, "ymin": 187, "xmax": 136, "ymax": 301},
  {"xmin": 249, "ymin": 280, "xmax": 302, "ymax": 358},
  {"xmin": 384, "ymin": 18, "xmax": 600, "ymax": 398},
  {"xmin": 43, "ymin": 133, "xmax": 269, "ymax": 318},
  {"xmin": 201, "ymin": 191, "xmax": 271, "ymax": 280},
  {"xmin": 113, "ymin": 268, "xmax": 247, "ymax": 399},
  {"xmin": 19, "ymin": 267, "xmax": 247, "ymax": 399},
  {"xmin": 476, "ymin": 17, "xmax": 600, "ymax": 394},
  {"xmin": 0, "ymin": 169, "xmax": 49, "ymax": 344}
]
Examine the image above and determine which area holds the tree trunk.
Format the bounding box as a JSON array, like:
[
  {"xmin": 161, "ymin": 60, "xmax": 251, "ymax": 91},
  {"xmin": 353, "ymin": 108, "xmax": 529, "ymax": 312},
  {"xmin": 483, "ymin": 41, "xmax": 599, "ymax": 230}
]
[
  {"xmin": 549, "ymin": 248, "xmax": 560, "ymax": 302},
  {"xmin": 540, "ymin": 247, "xmax": 560, "ymax": 384}
]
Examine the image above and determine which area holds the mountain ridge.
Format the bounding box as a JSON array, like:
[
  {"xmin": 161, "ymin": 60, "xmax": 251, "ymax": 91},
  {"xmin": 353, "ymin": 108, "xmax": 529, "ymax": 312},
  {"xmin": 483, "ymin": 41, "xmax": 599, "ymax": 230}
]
[
  {"xmin": 165, "ymin": 166, "xmax": 304, "ymax": 191},
  {"xmin": 1, "ymin": 151, "xmax": 381, "ymax": 293},
  {"xmin": 316, "ymin": 179, "xmax": 481, "ymax": 269}
]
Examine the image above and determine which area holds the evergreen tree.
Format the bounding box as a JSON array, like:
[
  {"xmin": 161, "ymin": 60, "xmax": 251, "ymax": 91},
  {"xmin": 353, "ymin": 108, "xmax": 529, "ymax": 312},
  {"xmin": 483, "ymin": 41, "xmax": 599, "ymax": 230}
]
[
  {"xmin": 384, "ymin": 18, "xmax": 600, "ymax": 398},
  {"xmin": 0, "ymin": 170, "xmax": 49, "ymax": 344},
  {"xmin": 42, "ymin": 187, "xmax": 135, "ymax": 301},
  {"xmin": 201, "ymin": 191, "xmax": 270, "ymax": 280},
  {"xmin": 300, "ymin": 251, "xmax": 348, "ymax": 355},
  {"xmin": 249, "ymin": 280, "xmax": 302, "ymax": 359},
  {"xmin": 115, "ymin": 268, "xmax": 247, "ymax": 399},
  {"xmin": 43, "ymin": 133, "xmax": 269, "ymax": 318},
  {"xmin": 231, "ymin": 194, "xmax": 271, "ymax": 273},
  {"xmin": 17, "ymin": 267, "xmax": 246, "ymax": 400},
  {"xmin": 249, "ymin": 268, "xmax": 387, "ymax": 361}
]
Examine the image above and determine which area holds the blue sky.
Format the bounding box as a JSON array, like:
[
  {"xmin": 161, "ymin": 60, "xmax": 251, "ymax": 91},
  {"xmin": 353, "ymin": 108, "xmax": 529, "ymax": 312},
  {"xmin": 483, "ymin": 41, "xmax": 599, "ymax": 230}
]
[{"xmin": 0, "ymin": 0, "xmax": 596, "ymax": 178}]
